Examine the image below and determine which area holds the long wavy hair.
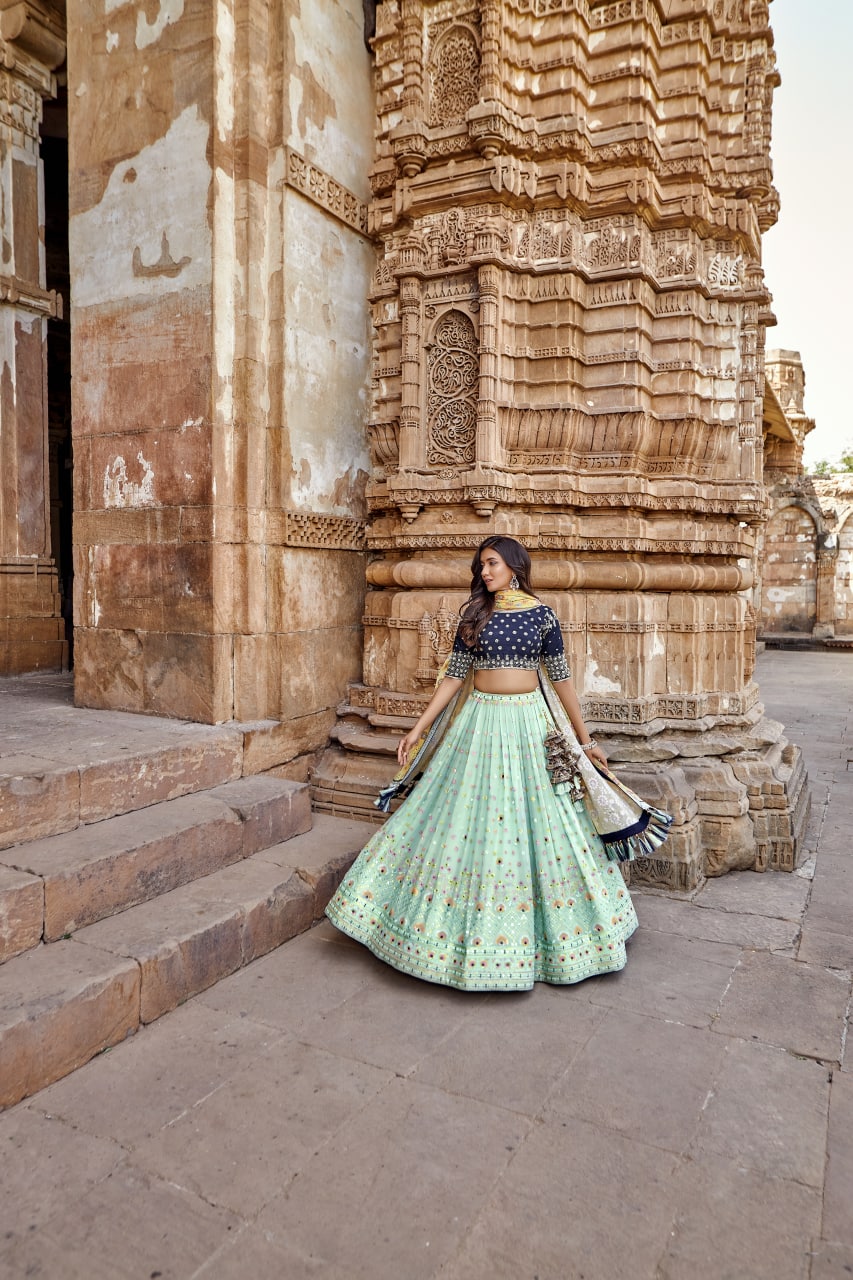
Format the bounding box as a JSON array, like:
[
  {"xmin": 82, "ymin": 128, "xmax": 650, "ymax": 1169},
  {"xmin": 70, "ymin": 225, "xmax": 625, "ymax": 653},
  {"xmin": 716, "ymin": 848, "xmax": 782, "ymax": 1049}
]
[{"xmin": 458, "ymin": 535, "xmax": 537, "ymax": 647}]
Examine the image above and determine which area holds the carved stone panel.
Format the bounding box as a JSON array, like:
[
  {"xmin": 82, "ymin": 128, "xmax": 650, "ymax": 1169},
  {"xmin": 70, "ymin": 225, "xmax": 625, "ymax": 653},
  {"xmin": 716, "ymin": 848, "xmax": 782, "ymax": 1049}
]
[{"xmin": 426, "ymin": 310, "xmax": 479, "ymax": 466}]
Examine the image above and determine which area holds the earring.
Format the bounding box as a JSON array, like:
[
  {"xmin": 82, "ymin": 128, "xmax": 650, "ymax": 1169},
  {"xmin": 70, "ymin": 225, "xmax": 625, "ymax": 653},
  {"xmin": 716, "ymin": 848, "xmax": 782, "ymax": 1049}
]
[{"xmin": 510, "ymin": 574, "xmax": 519, "ymax": 589}]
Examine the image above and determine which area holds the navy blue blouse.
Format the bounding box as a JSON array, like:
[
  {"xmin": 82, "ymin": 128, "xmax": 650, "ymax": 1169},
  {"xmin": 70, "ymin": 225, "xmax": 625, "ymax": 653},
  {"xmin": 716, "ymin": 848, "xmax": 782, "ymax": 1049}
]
[{"xmin": 446, "ymin": 604, "xmax": 571, "ymax": 683}]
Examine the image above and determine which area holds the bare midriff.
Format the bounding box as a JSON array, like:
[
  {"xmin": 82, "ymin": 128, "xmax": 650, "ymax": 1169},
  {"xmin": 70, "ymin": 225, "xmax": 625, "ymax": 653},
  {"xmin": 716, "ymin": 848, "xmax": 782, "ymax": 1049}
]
[{"xmin": 473, "ymin": 668, "xmax": 539, "ymax": 695}]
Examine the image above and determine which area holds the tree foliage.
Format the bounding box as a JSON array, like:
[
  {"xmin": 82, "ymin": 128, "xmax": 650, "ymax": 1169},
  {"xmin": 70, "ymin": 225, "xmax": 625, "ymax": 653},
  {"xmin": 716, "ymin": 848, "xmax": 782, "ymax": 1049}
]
[{"xmin": 810, "ymin": 443, "xmax": 853, "ymax": 475}]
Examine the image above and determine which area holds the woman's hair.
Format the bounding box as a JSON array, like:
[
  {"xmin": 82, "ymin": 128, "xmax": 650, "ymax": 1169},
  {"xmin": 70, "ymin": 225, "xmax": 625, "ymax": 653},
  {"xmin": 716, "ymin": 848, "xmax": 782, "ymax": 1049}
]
[{"xmin": 458, "ymin": 535, "xmax": 537, "ymax": 647}]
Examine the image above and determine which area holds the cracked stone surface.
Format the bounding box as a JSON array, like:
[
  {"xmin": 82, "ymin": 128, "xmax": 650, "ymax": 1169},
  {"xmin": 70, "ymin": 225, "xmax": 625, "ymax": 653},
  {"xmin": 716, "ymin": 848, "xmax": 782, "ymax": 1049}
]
[{"xmin": 0, "ymin": 653, "xmax": 850, "ymax": 1278}]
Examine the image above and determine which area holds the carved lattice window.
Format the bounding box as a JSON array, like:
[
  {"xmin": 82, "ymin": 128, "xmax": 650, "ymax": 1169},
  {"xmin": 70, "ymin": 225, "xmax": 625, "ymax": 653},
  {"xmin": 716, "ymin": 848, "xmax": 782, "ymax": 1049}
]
[
  {"xmin": 426, "ymin": 311, "xmax": 478, "ymax": 467},
  {"xmin": 428, "ymin": 26, "xmax": 480, "ymax": 128}
]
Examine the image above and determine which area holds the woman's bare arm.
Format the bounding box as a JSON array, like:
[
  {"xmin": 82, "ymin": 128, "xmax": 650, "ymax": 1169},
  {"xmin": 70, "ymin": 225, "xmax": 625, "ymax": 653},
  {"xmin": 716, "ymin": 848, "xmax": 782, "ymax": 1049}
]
[
  {"xmin": 397, "ymin": 676, "xmax": 464, "ymax": 766},
  {"xmin": 553, "ymin": 677, "xmax": 608, "ymax": 767}
]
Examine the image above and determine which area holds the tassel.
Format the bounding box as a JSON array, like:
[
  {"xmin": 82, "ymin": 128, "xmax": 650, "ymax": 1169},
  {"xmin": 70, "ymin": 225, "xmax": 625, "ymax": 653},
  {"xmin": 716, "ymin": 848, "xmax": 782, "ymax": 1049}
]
[
  {"xmin": 543, "ymin": 730, "xmax": 586, "ymax": 804},
  {"xmin": 601, "ymin": 806, "xmax": 673, "ymax": 863}
]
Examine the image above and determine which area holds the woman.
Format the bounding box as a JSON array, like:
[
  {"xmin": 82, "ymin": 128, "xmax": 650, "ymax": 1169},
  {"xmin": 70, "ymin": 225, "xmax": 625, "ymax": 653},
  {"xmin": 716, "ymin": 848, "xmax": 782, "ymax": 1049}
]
[{"xmin": 325, "ymin": 535, "xmax": 671, "ymax": 991}]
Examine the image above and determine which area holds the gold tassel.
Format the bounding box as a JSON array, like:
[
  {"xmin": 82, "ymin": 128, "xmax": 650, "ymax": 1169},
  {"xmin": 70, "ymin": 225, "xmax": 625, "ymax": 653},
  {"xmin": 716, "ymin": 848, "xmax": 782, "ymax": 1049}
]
[{"xmin": 543, "ymin": 730, "xmax": 586, "ymax": 803}]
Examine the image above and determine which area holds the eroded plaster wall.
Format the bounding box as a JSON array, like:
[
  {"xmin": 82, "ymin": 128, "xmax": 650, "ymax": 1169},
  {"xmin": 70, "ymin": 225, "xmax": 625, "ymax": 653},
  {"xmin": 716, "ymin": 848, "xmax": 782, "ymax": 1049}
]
[{"xmin": 69, "ymin": 0, "xmax": 374, "ymax": 745}]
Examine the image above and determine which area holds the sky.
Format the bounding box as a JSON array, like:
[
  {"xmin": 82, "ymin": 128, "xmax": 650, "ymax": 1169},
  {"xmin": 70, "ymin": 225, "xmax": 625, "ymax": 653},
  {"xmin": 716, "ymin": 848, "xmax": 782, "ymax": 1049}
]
[{"xmin": 762, "ymin": 0, "xmax": 853, "ymax": 467}]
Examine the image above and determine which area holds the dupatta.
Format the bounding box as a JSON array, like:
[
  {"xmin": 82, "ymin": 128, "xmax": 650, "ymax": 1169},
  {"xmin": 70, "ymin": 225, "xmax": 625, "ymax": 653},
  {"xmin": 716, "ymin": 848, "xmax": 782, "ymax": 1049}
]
[{"xmin": 374, "ymin": 591, "xmax": 672, "ymax": 864}]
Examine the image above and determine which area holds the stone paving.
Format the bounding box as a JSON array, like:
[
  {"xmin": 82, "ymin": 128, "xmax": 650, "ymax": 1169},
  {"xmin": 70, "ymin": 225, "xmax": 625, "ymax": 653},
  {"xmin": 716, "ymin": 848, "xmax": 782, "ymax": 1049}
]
[{"xmin": 0, "ymin": 650, "xmax": 851, "ymax": 1280}]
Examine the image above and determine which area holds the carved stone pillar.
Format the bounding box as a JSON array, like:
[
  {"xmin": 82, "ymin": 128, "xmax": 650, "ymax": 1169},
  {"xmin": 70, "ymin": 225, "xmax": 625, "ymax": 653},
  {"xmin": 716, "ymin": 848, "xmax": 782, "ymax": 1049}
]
[
  {"xmin": 396, "ymin": 272, "xmax": 423, "ymax": 488},
  {"xmin": 475, "ymin": 263, "xmax": 500, "ymax": 473},
  {"xmin": 313, "ymin": 0, "xmax": 809, "ymax": 889},
  {"xmin": 478, "ymin": 0, "xmax": 501, "ymax": 100},
  {"xmin": 814, "ymin": 546, "xmax": 837, "ymax": 640},
  {"xmin": 0, "ymin": 1, "xmax": 66, "ymax": 672}
]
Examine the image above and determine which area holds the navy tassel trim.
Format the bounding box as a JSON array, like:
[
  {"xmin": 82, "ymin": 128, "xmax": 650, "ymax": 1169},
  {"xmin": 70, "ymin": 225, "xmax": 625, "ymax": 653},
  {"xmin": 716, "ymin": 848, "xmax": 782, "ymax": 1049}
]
[{"xmin": 600, "ymin": 805, "xmax": 673, "ymax": 863}]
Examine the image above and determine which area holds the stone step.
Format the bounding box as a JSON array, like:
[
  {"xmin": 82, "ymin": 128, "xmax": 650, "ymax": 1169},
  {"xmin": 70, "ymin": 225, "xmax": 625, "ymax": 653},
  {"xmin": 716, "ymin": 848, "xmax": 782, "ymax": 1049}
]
[
  {"xmin": 0, "ymin": 729, "xmax": 244, "ymax": 851},
  {"xmin": 0, "ymin": 776, "xmax": 311, "ymax": 960},
  {"xmin": 0, "ymin": 814, "xmax": 373, "ymax": 1109}
]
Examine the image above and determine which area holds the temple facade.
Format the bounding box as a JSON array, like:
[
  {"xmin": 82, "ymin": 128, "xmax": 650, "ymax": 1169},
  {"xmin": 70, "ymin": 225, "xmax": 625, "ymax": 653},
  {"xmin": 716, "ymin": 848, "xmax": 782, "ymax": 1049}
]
[
  {"xmin": 761, "ymin": 349, "xmax": 853, "ymax": 641},
  {"xmin": 1, "ymin": 0, "xmax": 812, "ymax": 888}
]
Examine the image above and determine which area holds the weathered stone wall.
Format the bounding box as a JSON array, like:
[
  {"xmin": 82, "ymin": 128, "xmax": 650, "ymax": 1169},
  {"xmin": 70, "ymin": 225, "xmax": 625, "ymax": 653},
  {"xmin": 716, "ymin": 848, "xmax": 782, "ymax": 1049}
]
[
  {"xmin": 68, "ymin": 0, "xmax": 374, "ymax": 746},
  {"xmin": 314, "ymin": 0, "xmax": 810, "ymax": 888},
  {"xmin": 760, "ymin": 350, "xmax": 852, "ymax": 641},
  {"xmin": 0, "ymin": 3, "xmax": 66, "ymax": 672}
]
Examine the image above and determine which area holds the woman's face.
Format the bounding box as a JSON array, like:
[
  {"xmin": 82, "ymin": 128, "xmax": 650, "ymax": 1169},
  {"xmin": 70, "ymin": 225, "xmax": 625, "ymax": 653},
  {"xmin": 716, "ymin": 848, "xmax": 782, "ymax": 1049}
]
[{"xmin": 479, "ymin": 548, "xmax": 514, "ymax": 593}]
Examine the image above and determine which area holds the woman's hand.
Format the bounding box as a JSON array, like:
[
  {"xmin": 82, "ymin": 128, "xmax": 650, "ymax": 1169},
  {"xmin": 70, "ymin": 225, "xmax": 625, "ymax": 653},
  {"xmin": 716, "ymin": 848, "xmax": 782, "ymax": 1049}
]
[
  {"xmin": 397, "ymin": 728, "xmax": 422, "ymax": 768},
  {"xmin": 587, "ymin": 744, "xmax": 608, "ymax": 769}
]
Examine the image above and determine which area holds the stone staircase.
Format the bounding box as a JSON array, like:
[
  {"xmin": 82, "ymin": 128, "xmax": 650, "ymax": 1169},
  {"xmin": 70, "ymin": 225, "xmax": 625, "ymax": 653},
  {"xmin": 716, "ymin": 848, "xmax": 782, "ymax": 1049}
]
[{"xmin": 0, "ymin": 691, "xmax": 373, "ymax": 1110}]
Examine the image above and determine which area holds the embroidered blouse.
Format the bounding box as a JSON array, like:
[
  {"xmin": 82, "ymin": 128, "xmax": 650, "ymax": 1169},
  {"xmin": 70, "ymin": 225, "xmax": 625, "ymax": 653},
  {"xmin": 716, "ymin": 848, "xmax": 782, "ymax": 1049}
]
[{"xmin": 446, "ymin": 604, "xmax": 571, "ymax": 683}]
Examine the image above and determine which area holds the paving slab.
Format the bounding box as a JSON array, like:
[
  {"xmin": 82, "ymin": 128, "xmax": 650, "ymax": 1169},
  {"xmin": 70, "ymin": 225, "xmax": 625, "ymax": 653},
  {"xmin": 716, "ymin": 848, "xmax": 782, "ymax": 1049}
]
[
  {"xmin": 688, "ymin": 1038, "xmax": 830, "ymax": 1187},
  {"xmin": 824, "ymin": 1070, "xmax": 853, "ymax": 1246},
  {"xmin": 0, "ymin": 650, "xmax": 849, "ymax": 1279},
  {"xmin": 544, "ymin": 1007, "xmax": 728, "ymax": 1155},
  {"xmin": 805, "ymin": 854, "xmax": 853, "ymax": 936},
  {"xmin": 636, "ymin": 890, "xmax": 801, "ymax": 952},
  {"xmin": 256, "ymin": 1077, "xmax": 533, "ymax": 1280},
  {"xmin": 798, "ymin": 925, "xmax": 853, "ymax": 971},
  {"xmin": 193, "ymin": 1227, "xmax": 353, "ymax": 1280},
  {"xmin": 0, "ymin": 1108, "xmax": 123, "ymax": 1247},
  {"xmin": 0, "ymin": 1161, "xmax": 239, "ymax": 1280},
  {"xmin": 694, "ymin": 868, "xmax": 811, "ymax": 920},
  {"xmin": 130, "ymin": 1039, "xmax": 393, "ymax": 1218},
  {"xmin": 28, "ymin": 1000, "xmax": 280, "ymax": 1149},
  {"xmin": 657, "ymin": 1153, "xmax": 820, "ymax": 1280},
  {"xmin": 713, "ymin": 950, "xmax": 851, "ymax": 1063},
  {"xmin": 196, "ymin": 925, "xmax": 375, "ymax": 1033},
  {"xmin": 436, "ymin": 1117, "xmax": 679, "ymax": 1280},
  {"xmin": 294, "ymin": 954, "xmax": 487, "ymax": 1075},
  {"xmin": 412, "ymin": 981, "xmax": 606, "ymax": 1116},
  {"xmin": 811, "ymin": 1241, "xmax": 853, "ymax": 1280},
  {"xmin": 585, "ymin": 927, "xmax": 741, "ymax": 1029}
]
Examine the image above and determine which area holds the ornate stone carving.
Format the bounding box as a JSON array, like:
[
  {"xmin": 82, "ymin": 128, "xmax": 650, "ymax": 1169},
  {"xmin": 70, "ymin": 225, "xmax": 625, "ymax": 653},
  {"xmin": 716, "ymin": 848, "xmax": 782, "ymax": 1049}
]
[
  {"xmin": 426, "ymin": 310, "xmax": 478, "ymax": 466},
  {"xmin": 283, "ymin": 147, "xmax": 369, "ymax": 237},
  {"xmin": 416, "ymin": 596, "xmax": 458, "ymax": 683},
  {"xmin": 283, "ymin": 512, "xmax": 366, "ymax": 551},
  {"xmin": 427, "ymin": 22, "xmax": 480, "ymax": 128}
]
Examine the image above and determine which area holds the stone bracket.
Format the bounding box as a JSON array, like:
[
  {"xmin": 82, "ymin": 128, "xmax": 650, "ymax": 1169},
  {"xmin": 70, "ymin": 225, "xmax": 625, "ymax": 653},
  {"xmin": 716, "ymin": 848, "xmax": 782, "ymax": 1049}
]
[
  {"xmin": 0, "ymin": 1, "xmax": 66, "ymax": 72},
  {"xmin": 0, "ymin": 271, "xmax": 59, "ymax": 318}
]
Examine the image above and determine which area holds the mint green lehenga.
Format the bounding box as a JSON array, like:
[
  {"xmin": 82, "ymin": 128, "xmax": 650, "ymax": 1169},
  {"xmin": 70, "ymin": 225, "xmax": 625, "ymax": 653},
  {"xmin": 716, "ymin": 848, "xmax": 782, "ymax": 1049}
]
[{"xmin": 326, "ymin": 592, "xmax": 672, "ymax": 992}]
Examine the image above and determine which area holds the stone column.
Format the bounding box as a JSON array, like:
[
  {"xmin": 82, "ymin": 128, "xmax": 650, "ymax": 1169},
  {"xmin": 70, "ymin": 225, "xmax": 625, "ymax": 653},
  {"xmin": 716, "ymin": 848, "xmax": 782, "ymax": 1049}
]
[
  {"xmin": 0, "ymin": 2, "xmax": 65, "ymax": 672},
  {"xmin": 314, "ymin": 0, "xmax": 810, "ymax": 889},
  {"xmin": 814, "ymin": 546, "xmax": 837, "ymax": 640},
  {"xmin": 475, "ymin": 263, "xmax": 501, "ymax": 476}
]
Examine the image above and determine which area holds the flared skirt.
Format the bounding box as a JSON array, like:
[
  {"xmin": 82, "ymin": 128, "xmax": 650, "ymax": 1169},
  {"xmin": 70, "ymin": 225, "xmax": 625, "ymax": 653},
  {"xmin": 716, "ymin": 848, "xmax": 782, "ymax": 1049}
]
[{"xmin": 325, "ymin": 689, "xmax": 638, "ymax": 992}]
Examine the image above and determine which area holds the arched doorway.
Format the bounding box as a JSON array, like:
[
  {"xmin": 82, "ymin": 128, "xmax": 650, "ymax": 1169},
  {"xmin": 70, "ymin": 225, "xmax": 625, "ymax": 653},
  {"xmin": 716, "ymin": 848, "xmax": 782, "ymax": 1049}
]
[{"xmin": 760, "ymin": 505, "xmax": 818, "ymax": 634}]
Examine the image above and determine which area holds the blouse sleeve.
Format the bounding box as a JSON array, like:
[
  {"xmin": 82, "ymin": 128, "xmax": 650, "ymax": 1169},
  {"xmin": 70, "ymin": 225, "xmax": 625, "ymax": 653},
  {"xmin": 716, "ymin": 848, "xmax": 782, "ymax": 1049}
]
[
  {"xmin": 445, "ymin": 625, "xmax": 474, "ymax": 681},
  {"xmin": 541, "ymin": 610, "xmax": 571, "ymax": 683}
]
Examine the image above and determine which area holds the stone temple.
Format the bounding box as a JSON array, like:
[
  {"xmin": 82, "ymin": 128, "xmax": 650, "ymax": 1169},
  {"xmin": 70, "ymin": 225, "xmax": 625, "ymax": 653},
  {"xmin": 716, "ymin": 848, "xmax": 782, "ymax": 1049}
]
[{"xmin": 1, "ymin": 0, "xmax": 812, "ymax": 894}]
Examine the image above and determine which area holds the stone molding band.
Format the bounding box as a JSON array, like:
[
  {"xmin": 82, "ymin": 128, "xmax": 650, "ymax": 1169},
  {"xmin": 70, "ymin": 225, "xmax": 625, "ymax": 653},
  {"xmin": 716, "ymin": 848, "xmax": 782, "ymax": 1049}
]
[
  {"xmin": 283, "ymin": 147, "xmax": 370, "ymax": 239},
  {"xmin": 366, "ymin": 559, "xmax": 752, "ymax": 593}
]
